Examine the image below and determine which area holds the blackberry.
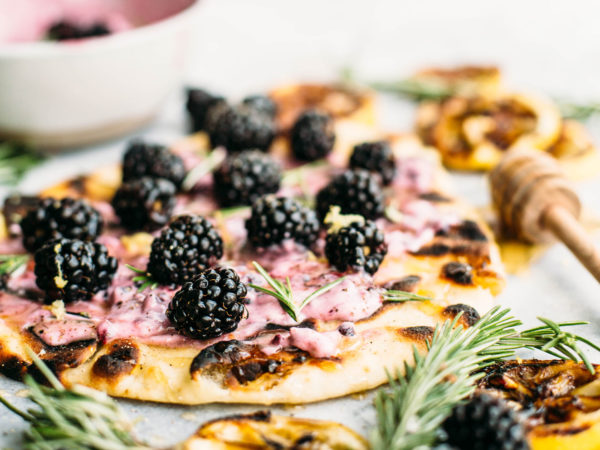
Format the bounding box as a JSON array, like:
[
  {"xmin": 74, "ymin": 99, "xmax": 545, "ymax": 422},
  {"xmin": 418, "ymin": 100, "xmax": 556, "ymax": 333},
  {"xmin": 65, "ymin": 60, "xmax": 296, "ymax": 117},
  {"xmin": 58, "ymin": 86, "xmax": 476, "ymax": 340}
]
[
  {"xmin": 147, "ymin": 215, "xmax": 223, "ymax": 286},
  {"xmin": 245, "ymin": 196, "xmax": 320, "ymax": 248},
  {"xmin": 350, "ymin": 141, "xmax": 396, "ymax": 186},
  {"xmin": 441, "ymin": 393, "xmax": 530, "ymax": 450},
  {"xmin": 213, "ymin": 150, "xmax": 282, "ymax": 207},
  {"xmin": 47, "ymin": 21, "xmax": 110, "ymax": 41},
  {"xmin": 242, "ymin": 95, "xmax": 277, "ymax": 118},
  {"xmin": 186, "ymin": 88, "xmax": 226, "ymax": 132},
  {"xmin": 210, "ymin": 105, "xmax": 276, "ymax": 153},
  {"xmin": 316, "ymin": 169, "xmax": 384, "ymax": 221},
  {"xmin": 122, "ymin": 140, "xmax": 186, "ymax": 189},
  {"xmin": 20, "ymin": 197, "xmax": 103, "ymax": 252},
  {"xmin": 290, "ymin": 109, "xmax": 335, "ymax": 161},
  {"xmin": 325, "ymin": 220, "xmax": 387, "ymax": 274},
  {"xmin": 167, "ymin": 266, "xmax": 247, "ymax": 339},
  {"xmin": 90, "ymin": 242, "xmax": 118, "ymax": 293},
  {"xmin": 111, "ymin": 177, "xmax": 176, "ymax": 231}
]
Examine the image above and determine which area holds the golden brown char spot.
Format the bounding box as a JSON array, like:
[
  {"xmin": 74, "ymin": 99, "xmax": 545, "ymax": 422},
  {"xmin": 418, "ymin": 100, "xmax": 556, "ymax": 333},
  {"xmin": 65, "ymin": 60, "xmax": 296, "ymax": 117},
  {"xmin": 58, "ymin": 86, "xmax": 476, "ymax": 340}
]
[
  {"xmin": 531, "ymin": 423, "xmax": 591, "ymax": 437},
  {"xmin": 92, "ymin": 340, "xmax": 139, "ymax": 379},
  {"xmin": 398, "ymin": 326, "xmax": 434, "ymax": 343},
  {"xmin": 0, "ymin": 354, "xmax": 28, "ymax": 380},
  {"xmin": 418, "ymin": 192, "xmax": 452, "ymax": 203},
  {"xmin": 383, "ymin": 275, "xmax": 421, "ymax": 292},
  {"xmin": 442, "ymin": 304, "xmax": 480, "ymax": 327},
  {"xmin": 441, "ymin": 261, "xmax": 474, "ymax": 285}
]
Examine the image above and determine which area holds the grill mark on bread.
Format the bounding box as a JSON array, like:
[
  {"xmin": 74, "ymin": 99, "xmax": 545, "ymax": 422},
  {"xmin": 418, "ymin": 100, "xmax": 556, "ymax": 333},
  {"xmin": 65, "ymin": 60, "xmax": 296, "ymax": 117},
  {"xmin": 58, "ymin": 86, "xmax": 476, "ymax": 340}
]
[
  {"xmin": 441, "ymin": 262, "xmax": 474, "ymax": 285},
  {"xmin": 92, "ymin": 340, "xmax": 139, "ymax": 378},
  {"xmin": 398, "ymin": 326, "xmax": 434, "ymax": 342},
  {"xmin": 442, "ymin": 304, "xmax": 480, "ymax": 326},
  {"xmin": 383, "ymin": 275, "xmax": 421, "ymax": 292},
  {"xmin": 419, "ymin": 192, "xmax": 451, "ymax": 203}
]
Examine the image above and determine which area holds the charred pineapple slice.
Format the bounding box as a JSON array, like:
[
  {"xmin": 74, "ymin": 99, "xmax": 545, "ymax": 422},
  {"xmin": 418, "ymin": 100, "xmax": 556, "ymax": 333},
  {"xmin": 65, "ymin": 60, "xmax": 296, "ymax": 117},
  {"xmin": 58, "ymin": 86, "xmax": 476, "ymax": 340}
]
[
  {"xmin": 177, "ymin": 411, "xmax": 368, "ymax": 450},
  {"xmin": 412, "ymin": 65, "xmax": 502, "ymax": 98},
  {"xmin": 416, "ymin": 92, "xmax": 562, "ymax": 171},
  {"xmin": 269, "ymin": 83, "xmax": 376, "ymax": 132},
  {"xmin": 477, "ymin": 359, "xmax": 600, "ymax": 449}
]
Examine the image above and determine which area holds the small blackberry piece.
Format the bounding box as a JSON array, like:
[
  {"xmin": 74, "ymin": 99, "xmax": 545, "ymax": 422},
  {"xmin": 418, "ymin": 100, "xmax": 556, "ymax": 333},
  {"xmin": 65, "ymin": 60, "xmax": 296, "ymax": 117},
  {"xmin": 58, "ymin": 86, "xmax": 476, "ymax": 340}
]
[
  {"xmin": 325, "ymin": 220, "xmax": 387, "ymax": 274},
  {"xmin": 290, "ymin": 109, "xmax": 335, "ymax": 161},
  {"xmin": 350, "ymin": 141, "xmax": 396, "ymax": 186},
  {"xmin": 47, "ymin": 21, "xmax": 110, "ymax": 41},
  {"xmin": 441, "ymin": 393, "xmax": 530, "ymax": 450},
  {"xmin": 210, "ymin": 105, "xmax": 276, "ymax": 153},
  {"xmin": 242, "ymin": 95, "xmax": 277, "ymax": 118},
  {"xmin": 20, "ymin": 197, "xmax": 103, "ymax": 252},
  {"xmin": 122, "ymin": 140, "xmax": 186, "ymax": 189},
  {"xmin": 213, "ymin": 150, "xmax": 282, "ymax": 207},
  {"xmin": 316, "ymin": 169, "xmax": 384, "ymax": 220},
  {"xmin": 148, "ymin": 215, "xmax": 224, "ymax": 286},
  {"xmin": 34, "ymin": 239, "xmax": 95, "ymax": 303},
  {"xmin": 111, "ymin": 177, "xmax": 176, "ymax": 231},
  {"xmin": 167, "ymin": 266, "xmax": 247, "ymax": 339},
  {"xmin": 90, "ymin": 242, "xmax": 118, "ymax": 293},
  {"xmin": 245, "ymin": 196, "xmax": 320, "ymax": 248},
  {"xmin": 186, "ymin": 88, "xmax": 226, "ymax": 132}
]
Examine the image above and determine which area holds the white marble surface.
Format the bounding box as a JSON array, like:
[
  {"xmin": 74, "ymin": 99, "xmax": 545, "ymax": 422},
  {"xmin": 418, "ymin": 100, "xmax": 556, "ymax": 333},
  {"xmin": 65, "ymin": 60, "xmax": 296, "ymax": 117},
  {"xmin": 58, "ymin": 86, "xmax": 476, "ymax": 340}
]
[{"xmin": 2, "ymin": 0, "xmax": 600, "ymax": 447}]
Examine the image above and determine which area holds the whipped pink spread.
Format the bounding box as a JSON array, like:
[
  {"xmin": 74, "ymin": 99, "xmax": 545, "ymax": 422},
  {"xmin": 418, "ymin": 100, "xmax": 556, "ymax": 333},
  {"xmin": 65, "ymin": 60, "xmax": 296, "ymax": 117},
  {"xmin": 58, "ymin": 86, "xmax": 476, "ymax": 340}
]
[{"xmin": 0, "ymin": 147, "xmax": 457, "ymax": 359}]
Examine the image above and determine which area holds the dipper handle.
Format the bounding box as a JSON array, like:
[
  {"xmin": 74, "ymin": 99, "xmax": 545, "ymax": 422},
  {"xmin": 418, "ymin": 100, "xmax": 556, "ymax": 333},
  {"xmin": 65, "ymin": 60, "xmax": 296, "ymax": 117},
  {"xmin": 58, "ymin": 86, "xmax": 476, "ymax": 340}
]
[
  {"xmin": 543, "ymin": 205, "xmax": 600, "ymax": 283},
  {"xmin": 490, "ymin": 148, "xmax": 600, "ymax": 282}
]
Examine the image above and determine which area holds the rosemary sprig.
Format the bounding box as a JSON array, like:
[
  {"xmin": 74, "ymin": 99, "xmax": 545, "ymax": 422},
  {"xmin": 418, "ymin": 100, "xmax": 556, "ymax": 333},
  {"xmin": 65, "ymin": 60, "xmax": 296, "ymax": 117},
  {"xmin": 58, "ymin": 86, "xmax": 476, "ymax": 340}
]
[
  {"xmin": 0, "ymin": 254, "xmax": 29, "ymax": 278},
  {"xmin": 0, "ymin": 142, "xmax": 45, "ymax": 186},
  {"xmin": 370, "ymin": 78, "xmax": 453, "ymax": 102},
  {"xmin": 249, "ymin": 261, "xmax": 346, "ymax": 321},
  {"xmin": 125, "ymin": 264, "xmax": 157, "ymax": 291},
  {"xmin": 383, "ymin": 290, "xmax": 432, "ymax": 303},
  {"xmin": 371, "ymin": 309, "xmax": 600, "ymax": 449},
  {"xmin": 556, "ymin": 100, "xmax": 600, "ymax": 121},
  {"xmin": 181, "ymin": 147, "xmax": 227, "ymax": 191},
  {"xmin": 0, "ymin": 349, "xmax": 145, "ymax": 449}
]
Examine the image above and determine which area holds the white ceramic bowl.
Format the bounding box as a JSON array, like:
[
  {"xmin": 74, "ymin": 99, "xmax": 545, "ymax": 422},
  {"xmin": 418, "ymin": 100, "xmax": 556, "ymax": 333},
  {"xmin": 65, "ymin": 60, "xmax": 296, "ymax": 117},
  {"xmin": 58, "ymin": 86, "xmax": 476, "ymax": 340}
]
[{"xmin": 0, "ymin": 0, "xmax": 200, "ymax": 150}]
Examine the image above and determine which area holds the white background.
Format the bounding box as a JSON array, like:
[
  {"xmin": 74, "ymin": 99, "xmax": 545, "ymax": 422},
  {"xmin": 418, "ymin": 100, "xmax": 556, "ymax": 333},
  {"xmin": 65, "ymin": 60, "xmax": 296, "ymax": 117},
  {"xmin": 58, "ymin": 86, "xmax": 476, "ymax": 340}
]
[{"xmin": 2, "ymin": 0, "xmax": 600, "ymax": 447}]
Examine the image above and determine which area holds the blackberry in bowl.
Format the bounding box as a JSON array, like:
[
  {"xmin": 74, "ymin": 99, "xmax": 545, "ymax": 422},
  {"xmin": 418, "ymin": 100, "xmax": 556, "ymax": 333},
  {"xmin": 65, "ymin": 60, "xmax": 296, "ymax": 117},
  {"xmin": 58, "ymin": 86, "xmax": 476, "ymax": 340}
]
[
  {"xmin": 213, "ymin": 150, "xmax": 282, "ymax": 207},
  {"xmin": 20, "ymin": 197, "xmax": 103, "ymax": 252},
  {"xmin": 290, "ymin": 109, "xmax": 335, "ymax": 161},
  {"xmin": 147, "ymin": 215, "xmax": 224, "ymax": 286},
  {"xmin": 167, "ymin": 266, "xmax": 247, "ymax": 340}
]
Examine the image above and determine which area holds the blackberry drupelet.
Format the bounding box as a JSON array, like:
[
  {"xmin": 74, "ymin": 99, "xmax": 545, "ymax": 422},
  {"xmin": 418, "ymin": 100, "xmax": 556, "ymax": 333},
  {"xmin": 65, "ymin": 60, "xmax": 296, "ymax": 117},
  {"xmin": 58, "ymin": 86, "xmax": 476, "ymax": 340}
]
[
  {"xmin": 441, "ymin": 393, "xmax": 530, "ymax": 450},
  {"xmin": 47, "ymin": 21, "xmax": 110, "ymax": 41},
  {"xmin": 20, "ymin": 197, "xmax": 103, "ymax": 252},
  {"xmin": 290, "ymin": 109, "xmax": 335, "ymax": 161},
  {"xmin": 242, "ymin": 95, "xmax": 277, "ymax": 118},
  {"xmin": 316, "ymin": 169, "xmax": 384, "ymax": 220},
  {"xmin": 167, "ymin": 266, "xmax": 247, "ymax": 339},
  {"xmin": 350, "ymin": 141, "xmax": 396, "ymax": 186},
  {"xmin": 325, "ymin": 220, "xmax": 387, "ymax": 274},
  {"xmin": 122, "ymin": 140, "xmax": 186, "ymax": 189},
  {"xmin": 213, "ymin": 150, "xmax": 282, "ymax": 207},
  {"xmin": 111, "ymin": 177, "xmax": 176, "ymax": 231},
  {"xmin": 245, "ymin": 196, "xmax": 320, "ymax": 248},
  {"xmin": 210, "ymin": 105, "xmax": 276, "ymax": 153},
  {"xmin": 186, "ymin": 88, "xmax": 226, "ymax": 132},
  {"xmin": 147, "ymin": 215, "xmax": 224, "ymax": 286},
  {"xmin": 90, "ymin": 242, "xmax": 118, "ymax": 293},
  {"xmin": 34, "ymin": 239, "xmax": 95, "ymax": 303}
]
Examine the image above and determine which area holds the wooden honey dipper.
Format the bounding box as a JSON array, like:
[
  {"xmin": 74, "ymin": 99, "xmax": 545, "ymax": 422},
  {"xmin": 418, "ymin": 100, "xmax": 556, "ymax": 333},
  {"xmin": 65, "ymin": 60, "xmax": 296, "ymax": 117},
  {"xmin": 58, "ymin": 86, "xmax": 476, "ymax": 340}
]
[{"xmin": 489, "ymin": 148, "xmax": 600, "ymax": 282}]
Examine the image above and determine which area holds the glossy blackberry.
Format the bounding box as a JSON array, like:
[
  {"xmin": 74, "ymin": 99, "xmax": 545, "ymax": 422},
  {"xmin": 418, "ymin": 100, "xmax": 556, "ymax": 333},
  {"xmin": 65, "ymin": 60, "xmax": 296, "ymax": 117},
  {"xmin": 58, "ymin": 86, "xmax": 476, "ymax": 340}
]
[
  {"xmin": 122, "ymin": 140, "xmax": 186, "ymax": 189},
  {"xmin": 34, "ymin": 239, "xmax": 95, "ymax": 303},
  {"xmin": 245, "ymin": 196, "xmax": 320, "ymax": 248},
  {"xmin": 441, "ymin": 393, "xmax": 530, "ymax": 450},
  {"xmin": 350, "ymin": 141, "xmax": 396, "ymax": 186},
  {"xmin": 203, "ymin": 102, "xmax": 233, "ymax": 136},
  {"xmin": 316, "ymin": 169, "xmax": 384, "ymax": 221},
  {"xmin": 213, "ymin": 150, "xmax": 282, "ymax": 207},
  {"xmin": 186, "ymin": 88, "xmax": 226, "ymax": 132},
  {"xmin": 167, "ymin": 266, "xmax": 247, "ymax": 339},
  {"xmin": 20, "ymin": 197, "xmax": 103, "ymax": 252},
  {"xmin": 290, "ymin": 109, "xmax": 335, "ymax": 161},
  {"xmin": 148, "ymin": 215, "xmax": 224, "ymax": 286},
  {"xmin": 47, "ymin": 21, "xmax": 110, "ymax": 41},
  {"xmin": 111, "ymin": 177, "xmax": 176, "ymax": 231},
  {"xmin": 210, "ymin": 105, "xmax": 276, "ymax": 153},
  {"xmin": 325, "ymin": 220, "xmax": 387, "ymax": 274},
  {"xmin": 242, "ymin": 95, "xmax": 277, "ymax": 118},
  {"xmin": 90, "ymin": 242, "xmax": 118, "ymax": 293}
]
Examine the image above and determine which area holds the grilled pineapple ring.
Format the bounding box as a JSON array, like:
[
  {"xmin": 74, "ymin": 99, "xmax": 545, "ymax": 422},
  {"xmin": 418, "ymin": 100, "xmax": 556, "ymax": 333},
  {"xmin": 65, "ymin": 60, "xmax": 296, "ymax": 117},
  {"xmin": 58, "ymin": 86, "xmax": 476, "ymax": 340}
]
[
  {"xmin": 417, "ymin": 92, "xmax": 562, "ymax": 171},
  {"xmin": 412, "ymin": 65, "xmax": 502, "ymax": 98},
  {"xmin": 477, "ymin": 359, "xmax": 600, "ymax": 449},
  {"xmin": 178, "ymin": 411, "xmax": 368, "ymax": 450}
]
